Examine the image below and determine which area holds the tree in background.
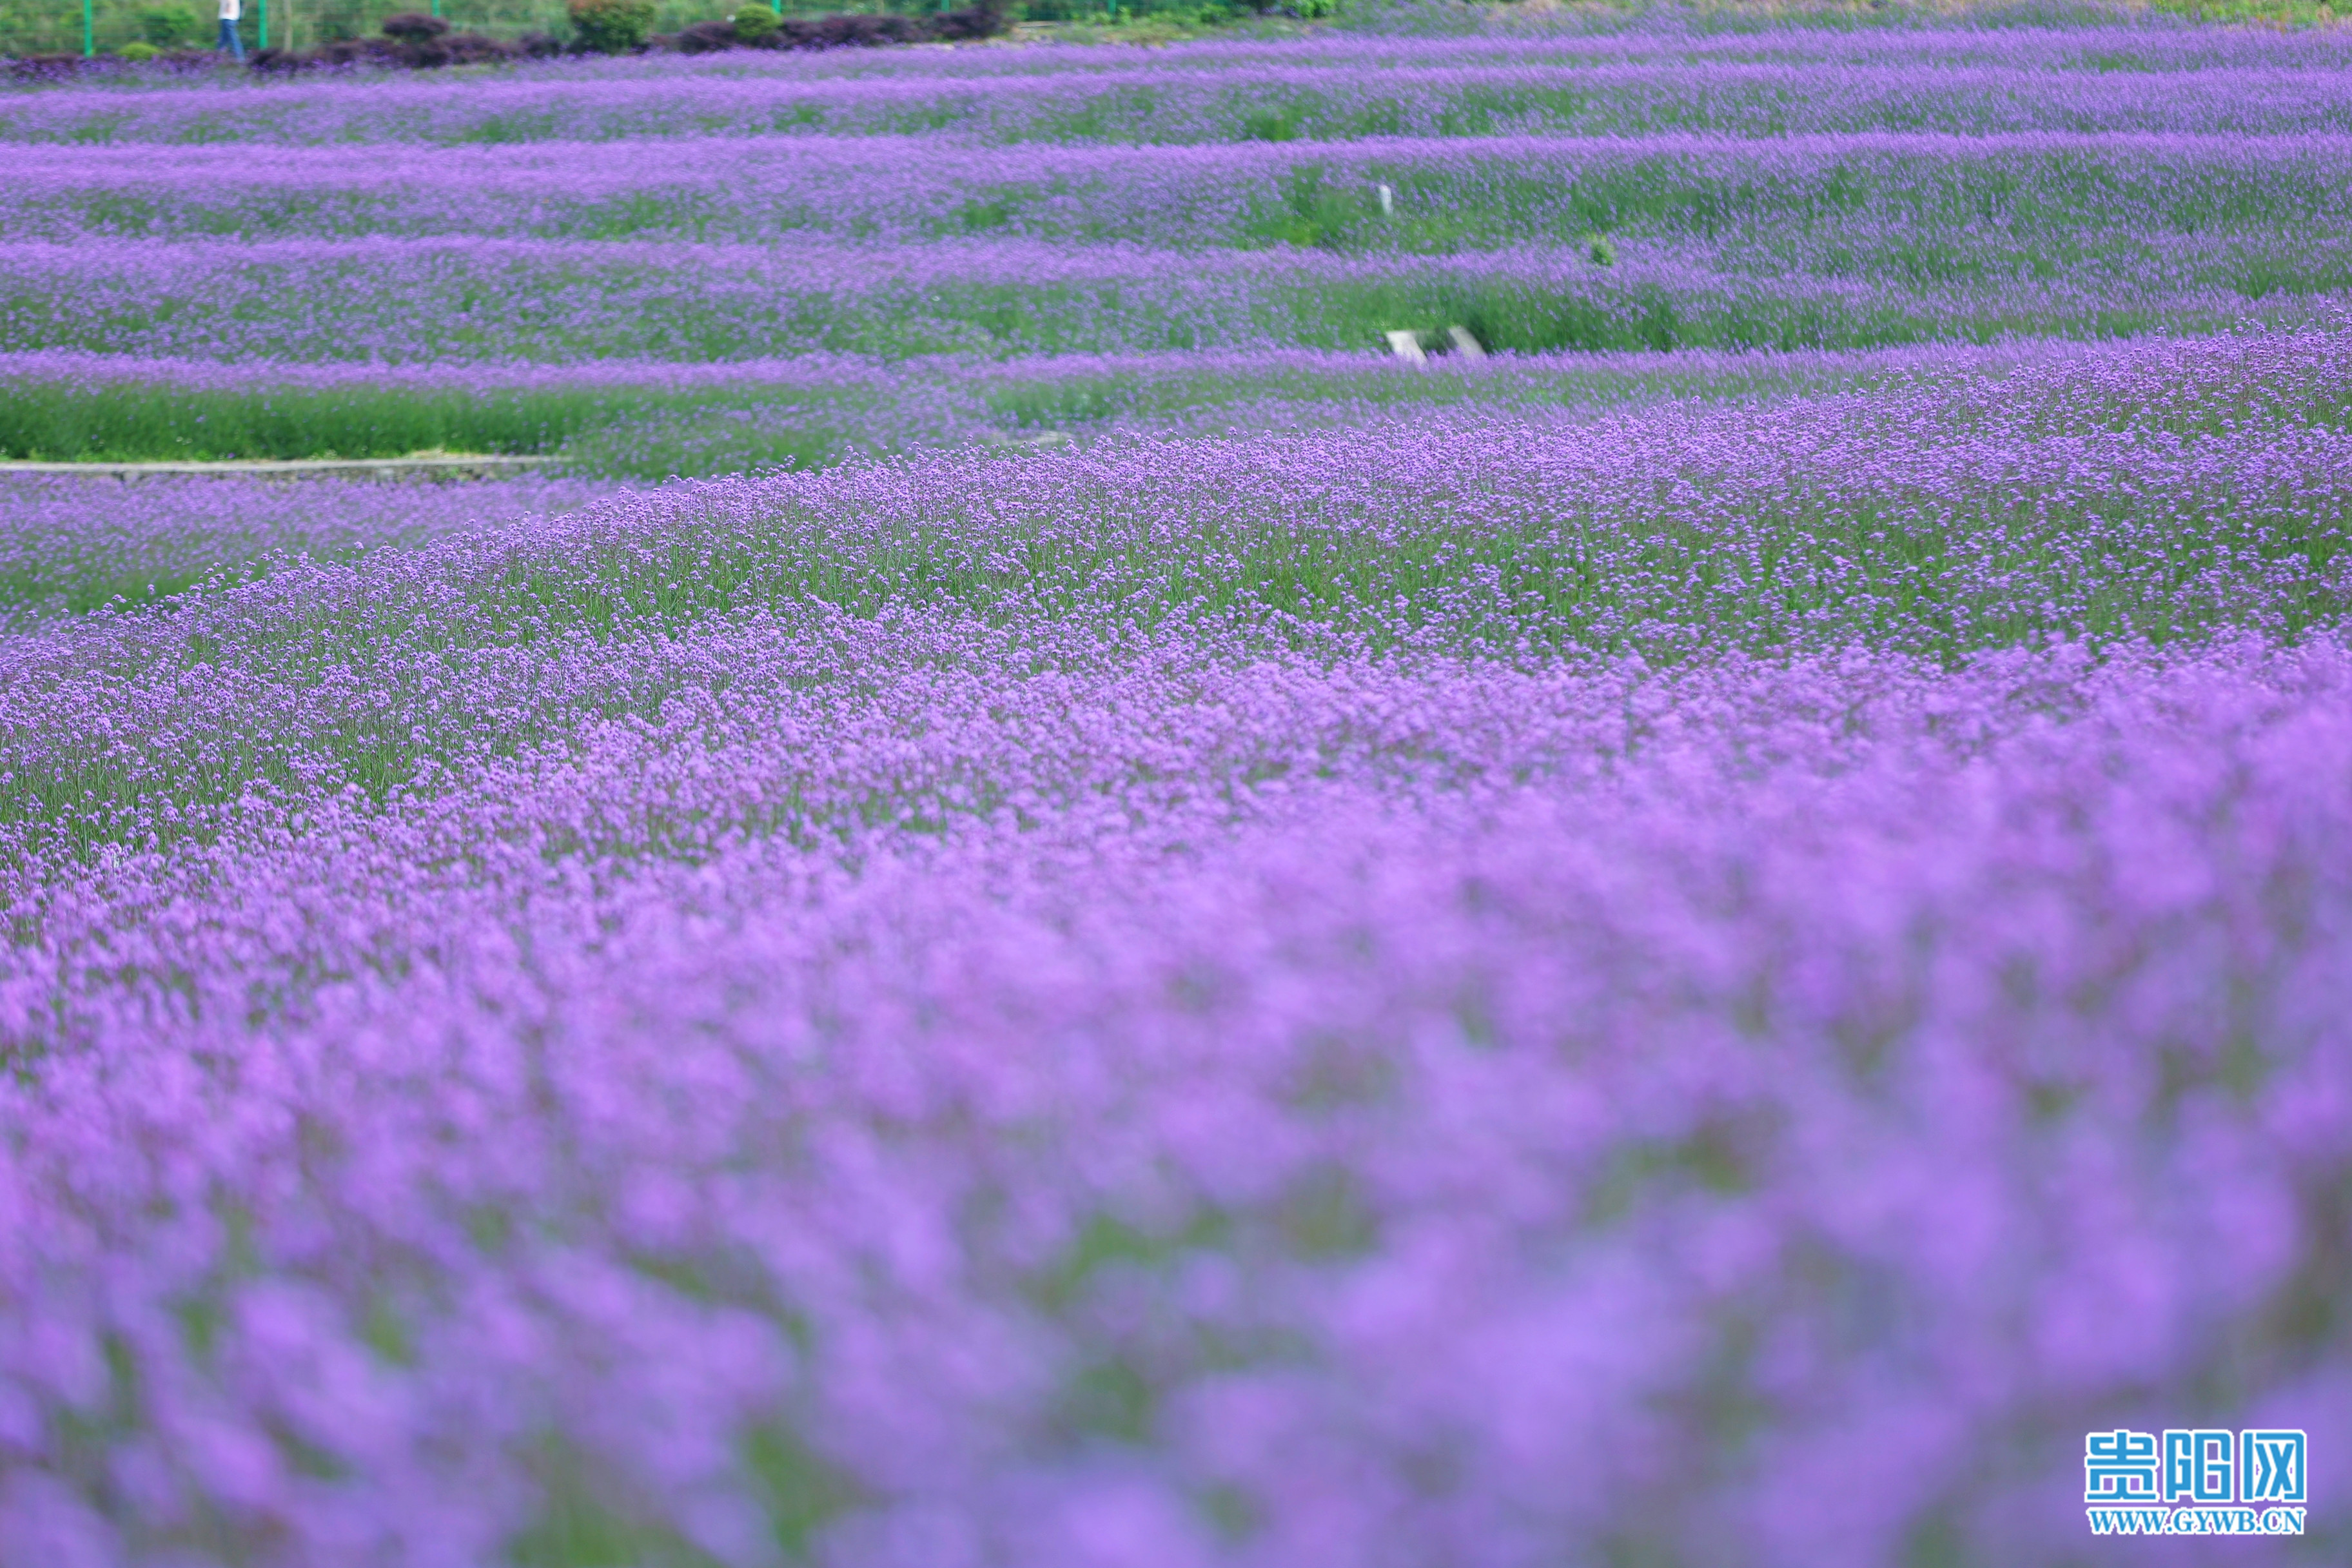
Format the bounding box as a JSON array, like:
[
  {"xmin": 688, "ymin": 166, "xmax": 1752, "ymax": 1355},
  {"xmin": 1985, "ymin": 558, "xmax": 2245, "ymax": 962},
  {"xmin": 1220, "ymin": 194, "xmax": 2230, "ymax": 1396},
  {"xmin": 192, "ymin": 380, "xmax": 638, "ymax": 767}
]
[
  {"xmin": 134, "ymin": 3, "xmax": 204, "ymax": 42},
  {"xmin": 730, "ymin": 0, "xmax": 774, "ymax": 39},
  {"xmin": 566, "ymin": 0, "xmax": 652, "ymax": 50}
]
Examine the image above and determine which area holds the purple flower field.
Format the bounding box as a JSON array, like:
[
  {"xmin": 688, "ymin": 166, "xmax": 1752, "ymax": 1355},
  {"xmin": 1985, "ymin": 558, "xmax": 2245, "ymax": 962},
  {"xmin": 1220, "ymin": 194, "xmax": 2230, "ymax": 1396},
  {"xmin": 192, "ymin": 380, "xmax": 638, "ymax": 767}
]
[
  {"xmin": 0, "ymin": 473, "xmax": 621, "ymax": 625},
  {"xmin": 11, "ymin": 27, "xmax": 2352, "ymax": 147},
  {"xmin": 0, "ymin": 340, "xmax": 2076, "ymax": 475},
  {"xmin": 6, "ymin": 622, "xmax": 2351, "ymax": 1567},
  {"xmin": 21, "ymin": 231, "xmax": 2346, "ymax": 364},
  {"xmin": 11, "ymin": 132, "xmax": 2351, "ymax": 251},
  {"xmin": 3, "ymin": 11, "xmax": 2350, "ymax": 1567}
]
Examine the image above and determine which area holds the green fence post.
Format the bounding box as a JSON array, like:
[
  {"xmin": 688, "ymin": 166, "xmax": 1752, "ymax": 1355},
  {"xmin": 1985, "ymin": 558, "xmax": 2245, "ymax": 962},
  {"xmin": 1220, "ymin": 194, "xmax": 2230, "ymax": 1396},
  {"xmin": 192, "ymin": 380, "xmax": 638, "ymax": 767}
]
[
  {"xmin": 83, "ymin": 0, "xmax": 94, "ymax": 55},
  {"xmin": 259, "ymin": 0, "xmax": 269, "ymax": 48}
]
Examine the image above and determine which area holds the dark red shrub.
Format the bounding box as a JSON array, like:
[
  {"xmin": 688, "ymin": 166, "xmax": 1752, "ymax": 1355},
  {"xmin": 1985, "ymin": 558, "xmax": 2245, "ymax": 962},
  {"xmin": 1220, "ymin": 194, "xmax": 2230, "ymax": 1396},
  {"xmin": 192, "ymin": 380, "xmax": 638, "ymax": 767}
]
[
  {"xmin": 441, "ymin": 30, "xmax": 507, "ymax": 62},
  {"xmin": 675, "ymin": 18, "xmax": 738, "ymax": 52},
  {"xmin": 928, "ymin": 0, "xmax": 1007, "ymax": 41}
]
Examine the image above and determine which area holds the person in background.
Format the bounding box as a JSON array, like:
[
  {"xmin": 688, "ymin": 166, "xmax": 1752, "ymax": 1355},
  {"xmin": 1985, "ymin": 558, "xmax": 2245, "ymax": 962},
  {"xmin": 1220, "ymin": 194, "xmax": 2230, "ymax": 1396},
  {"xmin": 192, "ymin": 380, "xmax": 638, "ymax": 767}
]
[{"xmin": 217, "ymin": 0, "xmax": 246, "ymax": 58}]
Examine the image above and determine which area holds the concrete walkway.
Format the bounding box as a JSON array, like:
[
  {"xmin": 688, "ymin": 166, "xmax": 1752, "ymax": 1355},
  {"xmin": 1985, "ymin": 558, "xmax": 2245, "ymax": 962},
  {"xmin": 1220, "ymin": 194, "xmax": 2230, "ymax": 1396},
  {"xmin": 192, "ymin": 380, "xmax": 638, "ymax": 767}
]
[{"xmin": 0, "ymin": 455, "xmax": 554, "ymax": 482}]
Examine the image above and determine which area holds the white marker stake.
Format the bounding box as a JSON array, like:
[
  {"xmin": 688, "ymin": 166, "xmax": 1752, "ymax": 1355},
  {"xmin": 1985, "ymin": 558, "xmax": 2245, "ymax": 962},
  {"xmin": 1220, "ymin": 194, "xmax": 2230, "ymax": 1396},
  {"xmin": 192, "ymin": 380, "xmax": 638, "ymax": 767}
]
[
  {"xmin": 1377, "ymin": 183, "xmax": 1393, "ymax": 217},
  {"xmin": 1446, "ymin": 326, "xmax": 1486, "ymax": 360},
  {"xmin": 1384, "ymin": 329, "xmax": 1427, "ymax": 365}
]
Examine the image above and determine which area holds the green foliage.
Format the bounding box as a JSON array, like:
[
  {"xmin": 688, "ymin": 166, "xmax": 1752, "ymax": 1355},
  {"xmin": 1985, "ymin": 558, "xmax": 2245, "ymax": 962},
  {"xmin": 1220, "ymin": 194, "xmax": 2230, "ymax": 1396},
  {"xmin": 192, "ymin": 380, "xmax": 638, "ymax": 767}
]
[
  {"xmin": 1240, "ymin": 106, "xmax": 1306, "ymax": 142},
  {"xmin": 135, "ymin": 4, "xmax": 199, "ymax": 43},
  {"xmin": 566, "ymin": 0, "xmax": 654, "ymax": 52},
  {"xmin": 507, "ymin": 1437, "xmax": 721, "ymax": 1567},
  {"xmin": 731, "ymin": 1, "xmax": 778, "ymax": 37},
  {"xmin": 1239, "ymin": 162, "xmax": 1379, "ymax": 248},
  {"xmin": 116, "ymin": 39, "xmax": 159, "ymax": 58},
  {"xmin": 742, "ymin": 1425, "xmax": 862, "ymax": 1559},
  {"xmin": 0, "ymin": 376, "xmax": 564, "ymax": 464},
  {"xmin": 2142, "ymin": 0, "xmax": 2345, "ymax": 22},
  {"xmin": 1013, "ymin": 0, "xmax": 1255, "ymax": 22},
  {"xmin": 555, "ymin": 408, "xmax": 870, "ymax": 480}
]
